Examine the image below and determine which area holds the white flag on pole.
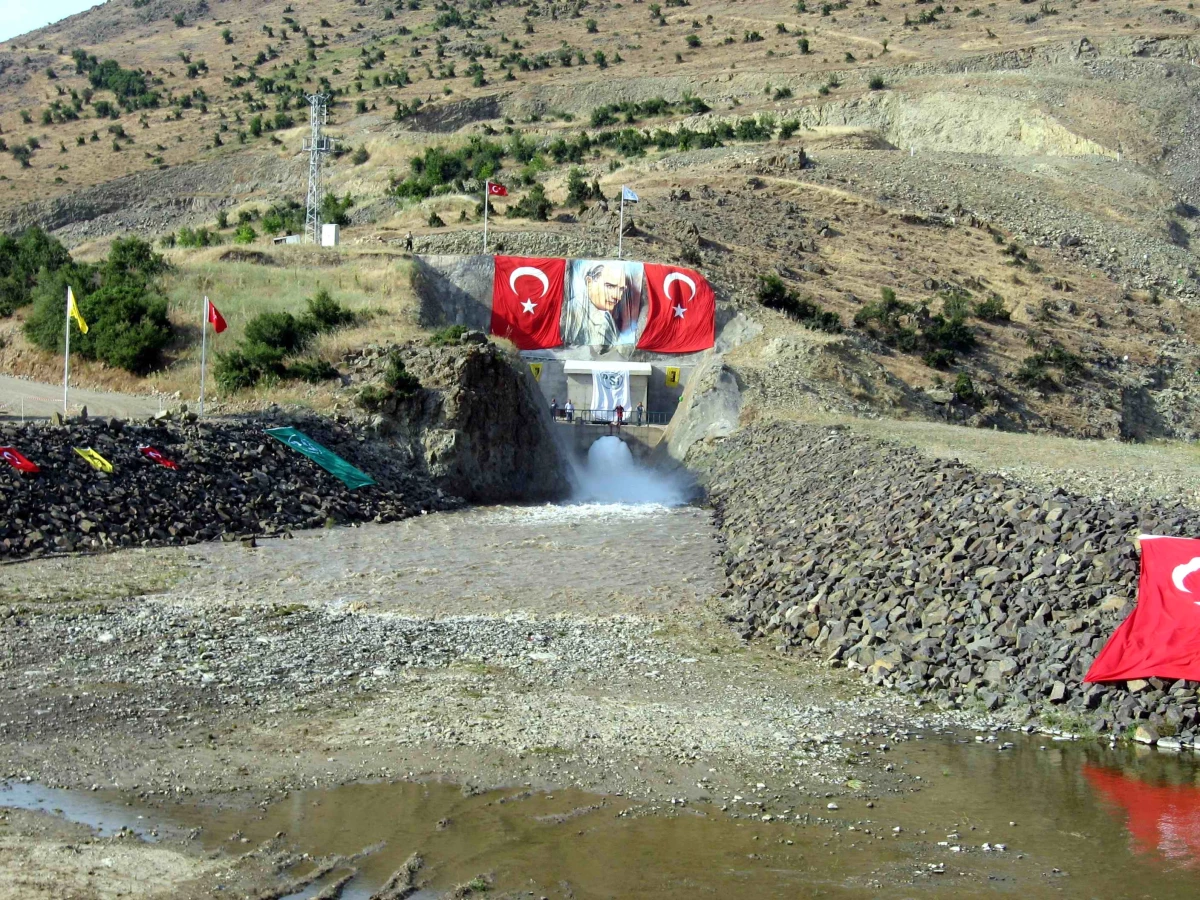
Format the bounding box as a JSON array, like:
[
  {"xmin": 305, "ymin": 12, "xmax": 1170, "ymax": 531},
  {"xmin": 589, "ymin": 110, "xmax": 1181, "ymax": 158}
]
[{"xmin": 621, "ymin": 186, "xmax": 639, "ymax": 203}]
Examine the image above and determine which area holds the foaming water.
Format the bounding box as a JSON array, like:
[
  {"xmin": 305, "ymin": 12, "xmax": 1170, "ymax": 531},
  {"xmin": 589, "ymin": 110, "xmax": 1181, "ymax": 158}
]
[{"xmin": 570, "ymin": 436, "xmax": 694, "ymax": 506}]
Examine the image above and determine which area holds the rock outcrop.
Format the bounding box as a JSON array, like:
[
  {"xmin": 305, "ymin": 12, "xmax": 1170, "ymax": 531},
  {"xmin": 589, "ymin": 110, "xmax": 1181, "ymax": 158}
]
[
  {"xmin": 695, "ymin": 422, "xmax": 1200, "ymax": 744},
  {"xmin": 342, "ymin": 339, "xmax": 570, "ymax": 504}
]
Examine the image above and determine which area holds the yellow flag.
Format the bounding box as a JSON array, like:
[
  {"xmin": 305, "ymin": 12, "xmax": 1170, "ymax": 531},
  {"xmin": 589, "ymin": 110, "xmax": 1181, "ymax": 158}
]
[
  {"xmin": 529, "ymin": 362, "xmax": 543, "ymax": 381},
  {"xmin": 68, "ymin": 287, "xmax": 88, "ymax": 334},
  {"xmin": 664, "ymin": 366, "xmax": 681, "ymax": 388},
  {"xmin": 74, "ymin": 447, "xmax": 112, "ymax": 473}
]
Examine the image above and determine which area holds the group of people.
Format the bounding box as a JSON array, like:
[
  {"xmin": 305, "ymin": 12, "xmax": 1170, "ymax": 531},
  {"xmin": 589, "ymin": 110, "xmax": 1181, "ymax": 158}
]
[{"xmin": 549, "ymin": 398, "xmax": 645, "ymax": 427}]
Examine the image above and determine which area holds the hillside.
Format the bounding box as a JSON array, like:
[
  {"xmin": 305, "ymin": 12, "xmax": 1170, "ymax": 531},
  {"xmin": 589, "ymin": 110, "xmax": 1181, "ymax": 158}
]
[{"xmin": 0, "ymin": 0, "xmax": 1197, "ymax": 440}]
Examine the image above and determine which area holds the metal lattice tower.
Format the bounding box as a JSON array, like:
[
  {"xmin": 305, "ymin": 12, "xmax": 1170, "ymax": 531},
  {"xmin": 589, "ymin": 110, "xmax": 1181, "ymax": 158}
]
[{"xmin": 302, "ymin": 93, "xmax": 333, "ymax": 244}]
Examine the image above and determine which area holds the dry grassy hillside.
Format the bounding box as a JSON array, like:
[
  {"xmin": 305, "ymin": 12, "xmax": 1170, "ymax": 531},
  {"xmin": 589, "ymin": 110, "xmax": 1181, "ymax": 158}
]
[{"xmin": 0, "ymin": 0, "xmax": 1197, "ymax": 440}]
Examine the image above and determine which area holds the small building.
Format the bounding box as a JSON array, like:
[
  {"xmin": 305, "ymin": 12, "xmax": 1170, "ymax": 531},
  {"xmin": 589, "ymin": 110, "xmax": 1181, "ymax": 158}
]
[
  {"xmin": 563, "ymin": 361, "xmax": 651, "ymax": 416},
  {"xmin": 321, "ymin": 224, "xmax": 340, "ymax": 247},
  {"xmin": 273, "ymin": 234, "xmax": 303, "ymax": 245}
]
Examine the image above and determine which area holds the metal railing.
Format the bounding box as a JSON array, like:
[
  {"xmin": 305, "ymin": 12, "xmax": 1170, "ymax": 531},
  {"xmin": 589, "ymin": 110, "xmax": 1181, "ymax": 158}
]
[{"xmin": 550, "ymin": 408, "xmax": 669, "ymax": 426}]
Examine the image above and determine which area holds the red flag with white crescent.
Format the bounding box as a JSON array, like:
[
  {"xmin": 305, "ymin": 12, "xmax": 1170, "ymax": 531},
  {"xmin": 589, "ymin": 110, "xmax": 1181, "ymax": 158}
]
[
  {"xmin": 1085, "ymin": 535, "xmax": 1200, "ymax": 683},
  {"xmin": 487, "ymin": 181, "xmax": 508, "ymax": 197},
  {"xmin": 636, "ymin": 263, "xmax": 715, "ymax": 353},
  {"xmin": 490, "ymin": 256, "xmax": 565, "ymax": 350},
  {"xmin": 139, "ymin": 444, "xmax": 179, "ymax": 470},
  {"xmin": 0, "ymin": 446, "xmax": 39, "ymax": 474},
  {"xmin": 206, "ymin": 297, "xmax": 227, "ymax": 334}
]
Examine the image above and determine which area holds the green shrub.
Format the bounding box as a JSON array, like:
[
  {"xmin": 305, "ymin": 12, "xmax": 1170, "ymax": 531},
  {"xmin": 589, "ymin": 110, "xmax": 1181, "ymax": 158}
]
[
  {"xmin": 0, "ymin": 226, "xmax": 72, "ymax": 316},
  {"xmin": 427, "ymin": 324, "xmax": 468, "ymax": 346},
  {"xmin": 320, "ymin": 192, "xmax": 354, "ymax": 227},
  {"xmin": 384, "ymin": 351, "xmax": 421, "ymax": 394},
  {"xmin": 288, "ymin": 358, "xmax": 340, "ymax": 383},
  {"xmin": 757, "ymin": 274, "xmax": 842, "ymax": 333},
  {"xmin": 856, "ymin": 286, "xmax": 975, "ymax": 365},
  {"xmin": 233, "ymin": 224, "xmax": 257, "ymax": 244},
  {"xmin": 356, "ymin": 384, "xmax": 393, "ymax": 410},
  {"xmin": 952, "ymin": 372, "xmax": 982, "ymax": 408},
  {"xmin": 302, "ymin": 288, "xmax": 357, "ymax": 332},
  {"xmin": 22, "ymin": 237, "xmax": 172, "ymax": 373},
  {"xmin": 868, "ymin": 75, "xmax": 885, "ymax": 90},
  {"xmin": 214, "ymin": 342, "xmax": 287, "ymax": 390},
  {"xmin": 244, "ymin": 311, "xmax": 310, "ymax": 354},
  {"xmin": 351, "ymin": 146, "xmax": 370, "ymax": 165},
  {"xmin": 505, "ymin": 183, "xmax": 553, "ymax": 221},
  {"xmin": 973, "ymin": 292, "xmax": 1011, "ymax": 322}
]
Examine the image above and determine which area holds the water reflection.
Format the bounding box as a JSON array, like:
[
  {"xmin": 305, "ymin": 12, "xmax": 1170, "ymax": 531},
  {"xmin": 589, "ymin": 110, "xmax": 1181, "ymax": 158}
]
[{"xmin": 1085, "ymin": 763, "xmax": 1200, "ymax": 866}]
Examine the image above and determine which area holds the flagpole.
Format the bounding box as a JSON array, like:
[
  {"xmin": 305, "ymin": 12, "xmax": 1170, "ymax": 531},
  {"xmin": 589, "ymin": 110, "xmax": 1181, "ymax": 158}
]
[
  {"xmin": 62, "ymin": 287, "xmax": 71, "ymax": 415},
  {"xmin": 199, "ymin": 296, "xmax": 208, "ymax": 417},
  {"xmin": 618, "ymin": 187, "xmax": 625, "ymax": 260},
  {"xmin": 482, "ymin": 181, "xmax": 489, "ymax": 254}
]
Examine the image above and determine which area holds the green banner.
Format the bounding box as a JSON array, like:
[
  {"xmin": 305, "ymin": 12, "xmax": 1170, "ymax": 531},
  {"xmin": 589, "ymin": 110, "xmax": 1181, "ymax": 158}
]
[{"xmin": 265, "ymin": 427, "xmax": 376, "ymax": 490}]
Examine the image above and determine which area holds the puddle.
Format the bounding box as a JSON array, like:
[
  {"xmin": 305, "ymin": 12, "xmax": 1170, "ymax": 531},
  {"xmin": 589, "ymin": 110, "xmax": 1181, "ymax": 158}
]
[
  {"xmin": 6, "ymin": 733, "xmax": 1200, "ymax": 898},
  {"xmin": 0, "ymin": 779, "xmax": 160, "ymax": 840}
]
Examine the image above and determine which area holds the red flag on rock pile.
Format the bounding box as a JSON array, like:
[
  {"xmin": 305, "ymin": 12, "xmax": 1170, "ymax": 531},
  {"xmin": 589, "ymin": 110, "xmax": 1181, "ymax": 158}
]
[
  {"xmin": 139, "ymin": 445, "xmax": 179, "ymax": 470},
  {"xmin": 0, "ymin": 446, "xmax": 38, "ymax": 474},
  {"xmin": 1085, "ymin": 535, "xmax": 1200, "ymax": 683}
]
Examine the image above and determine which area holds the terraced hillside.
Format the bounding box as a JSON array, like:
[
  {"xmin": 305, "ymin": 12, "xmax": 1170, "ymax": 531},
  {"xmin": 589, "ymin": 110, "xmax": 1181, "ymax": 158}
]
[{"xmin": 0, "ymin": 0, "xmax": 1197, "ymax": 439}]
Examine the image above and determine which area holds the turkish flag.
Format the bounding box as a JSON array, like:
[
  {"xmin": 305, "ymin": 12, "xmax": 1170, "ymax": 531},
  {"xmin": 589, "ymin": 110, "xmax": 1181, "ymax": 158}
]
[
  {"xmin": 636, "ymin": 263, "xmax": 715, "ymax": 353},
  {"xmin": 1085, "ymin": 535, "xmax": 1200, "ymax": 683},
  {"xmin": 0, "ymin": 446, "xmax": 39, "ymax": 474},
  {"xmin": 139, "ymin": 444, "xmax": 179, "ymax": 470},
  {"xmin": 490, "ymin": 256, "xmax": 565, "ymax": 350},
  {"xmin": 487, "ymin": 181, "xmax": 508, "ymax": 197},
  {"xmin": 206, "ymin": 298, "xmax": 227, "ymax": 334}
]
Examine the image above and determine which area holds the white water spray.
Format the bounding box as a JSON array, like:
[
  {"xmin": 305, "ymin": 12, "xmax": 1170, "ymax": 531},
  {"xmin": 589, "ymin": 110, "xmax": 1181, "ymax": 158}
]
[{"xmin": 570, "ymin": 436, "xmax": 694, "ymax": 505}]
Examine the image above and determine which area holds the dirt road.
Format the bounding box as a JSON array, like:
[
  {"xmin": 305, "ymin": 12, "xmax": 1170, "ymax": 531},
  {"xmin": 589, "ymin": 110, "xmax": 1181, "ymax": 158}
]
[{"xmin": 0, "ymin": 375, "xmax": 162, "ymax": 420}]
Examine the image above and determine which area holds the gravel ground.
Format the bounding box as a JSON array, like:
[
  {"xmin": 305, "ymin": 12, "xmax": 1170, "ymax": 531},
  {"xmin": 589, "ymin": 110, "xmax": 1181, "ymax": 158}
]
[{"xmin": 0, "ymin": 505, "xmax": 982, "ymax": 813}]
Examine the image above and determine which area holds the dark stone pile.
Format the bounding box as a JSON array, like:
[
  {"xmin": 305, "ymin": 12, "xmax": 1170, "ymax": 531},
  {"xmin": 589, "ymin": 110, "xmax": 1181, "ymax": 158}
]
[
  {"xmin": 696, "ymin": 421, "xmax": 1200, "ymax": 744},
  {"xmin": 0, "ymin": 414, "xmax": 462, "ymax": 560}
]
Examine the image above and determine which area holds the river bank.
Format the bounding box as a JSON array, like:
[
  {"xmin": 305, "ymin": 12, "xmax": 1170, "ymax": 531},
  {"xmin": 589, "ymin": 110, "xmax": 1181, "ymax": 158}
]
[{"xmin": 2, "ymin": 500, "xmax": 1200, "ymax": 897}]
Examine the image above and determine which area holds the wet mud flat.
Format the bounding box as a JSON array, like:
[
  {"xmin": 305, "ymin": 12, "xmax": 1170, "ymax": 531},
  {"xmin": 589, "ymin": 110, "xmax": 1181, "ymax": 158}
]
[{"xmin": 1, "ymin": 505, "xmax": 1199, "ymax": 897}]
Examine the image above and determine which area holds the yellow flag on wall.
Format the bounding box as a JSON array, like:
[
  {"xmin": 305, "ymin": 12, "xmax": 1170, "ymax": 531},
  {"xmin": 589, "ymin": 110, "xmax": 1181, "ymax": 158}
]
[
  {"xmin": 529, "ymin": 362, "xmax": 543, "ymax": 381},
  {"xmin": 67, "ymin": 287, "xmax": 88, "ymax": 334},
  {"xmin": 74, "ymin": 447, "xmax": 113, "ymax": 472},
  {"xmin": 664, "ymin": 367, "xmax": 681, "ymax": 388}
]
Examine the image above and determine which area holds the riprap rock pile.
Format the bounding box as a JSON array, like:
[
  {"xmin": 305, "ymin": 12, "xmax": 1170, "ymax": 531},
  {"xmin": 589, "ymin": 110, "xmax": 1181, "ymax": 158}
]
[{"xmin": 697, "ymin": 422, "xmax": 1200, "ymax": 744}]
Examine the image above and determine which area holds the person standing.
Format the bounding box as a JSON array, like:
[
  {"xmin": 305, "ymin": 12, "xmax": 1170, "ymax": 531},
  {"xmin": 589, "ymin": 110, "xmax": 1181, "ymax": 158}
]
[
  {"xmin": 550, "ymin": 397, "xmax": 559, "ymax": 420},
  {"xmin": 635, "ymin": 401, "xmax": 644, "ymax": 426},
  {"xmin": 405, "ymin": 231, "xmax": 414, "ymax": 253},
  {"xmin": 564, "ymin": 399, "xmax": 574, "ymax": 423},
  {"xmin": 614, "ymin": 404, "xmax": 625, "ymax": 427}
]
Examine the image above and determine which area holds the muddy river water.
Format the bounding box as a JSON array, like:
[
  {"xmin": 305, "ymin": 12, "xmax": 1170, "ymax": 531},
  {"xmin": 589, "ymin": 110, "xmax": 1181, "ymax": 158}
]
[
  {"xmin": 3, "ymin": 735, "xmax": 1200, "ymax": 898},
  {"xmin": 2, "ymin": 470, "xmax": 1200, "ymax": 898}
]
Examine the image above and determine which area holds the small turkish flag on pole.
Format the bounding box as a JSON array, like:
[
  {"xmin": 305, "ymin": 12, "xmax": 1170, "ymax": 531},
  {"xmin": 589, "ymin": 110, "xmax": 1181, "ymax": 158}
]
[
  {"xmin": 483, "ymin": 181, "xmax": 507, "ymax": 254},
  {"xmin": 199, "ymin": 296, "xmax": 227, "ymax": 418},
  {"xmin": 207, "ymin": 298, "xmax": 227, "ymax": 334}
]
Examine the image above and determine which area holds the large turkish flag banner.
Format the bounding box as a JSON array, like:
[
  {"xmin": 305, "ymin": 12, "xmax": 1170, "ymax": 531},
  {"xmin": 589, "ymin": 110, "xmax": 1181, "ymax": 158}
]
[
  {"xmin": 490, "ymin": 256, "xmax": 565, "ymax": 350},
  {"xmin": 636, "ymin": 263, "xmax": 715, "ymax": 353},
  {"xmin": 1085, "ymin": 535, "xmax": 1200, "ymax": 683}
]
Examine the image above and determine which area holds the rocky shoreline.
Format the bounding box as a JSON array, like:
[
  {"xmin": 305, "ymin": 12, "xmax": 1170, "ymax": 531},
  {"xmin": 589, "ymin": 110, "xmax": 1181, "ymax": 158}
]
[{"xmin": 694, "ymin": 421, "xmax": 1200, "ymax": 747}]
